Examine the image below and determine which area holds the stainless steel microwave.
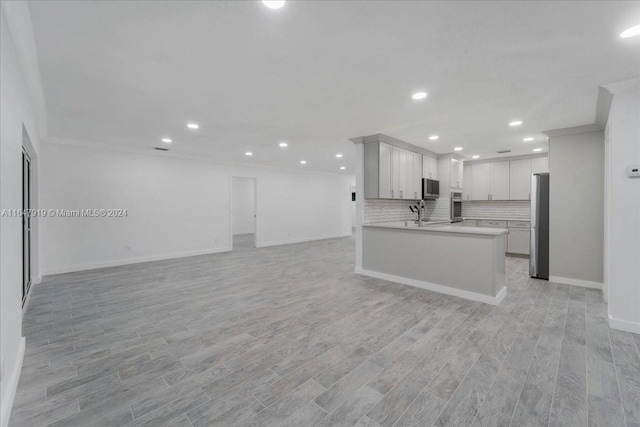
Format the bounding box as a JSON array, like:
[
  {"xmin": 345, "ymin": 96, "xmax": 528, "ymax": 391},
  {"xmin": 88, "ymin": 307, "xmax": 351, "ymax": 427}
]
[{"xmin": 422, "ymin": 179, "xmax": 439, "ymax": 199}]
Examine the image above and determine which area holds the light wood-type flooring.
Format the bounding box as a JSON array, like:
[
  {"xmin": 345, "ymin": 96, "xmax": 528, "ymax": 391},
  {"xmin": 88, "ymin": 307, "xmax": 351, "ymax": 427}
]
[{"xmin": 10, "ymin": 235, "xmax": 640, "ymax": 426}]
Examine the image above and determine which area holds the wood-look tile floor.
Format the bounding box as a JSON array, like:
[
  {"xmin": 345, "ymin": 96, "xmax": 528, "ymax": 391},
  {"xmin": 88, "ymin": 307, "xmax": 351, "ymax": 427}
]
[{"xmin": 11, "ymin": 235, "xmax": 640, "ymax": 427}]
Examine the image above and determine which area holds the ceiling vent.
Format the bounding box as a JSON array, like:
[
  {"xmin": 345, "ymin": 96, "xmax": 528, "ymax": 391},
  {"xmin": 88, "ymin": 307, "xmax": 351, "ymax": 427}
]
[
  {"xmin": 496, "ymin": 149, "xmax": 511, "ymax": 154},
  {"xmin": 154, "ymin": 147, "xmax": 169, "ymax": 152}
]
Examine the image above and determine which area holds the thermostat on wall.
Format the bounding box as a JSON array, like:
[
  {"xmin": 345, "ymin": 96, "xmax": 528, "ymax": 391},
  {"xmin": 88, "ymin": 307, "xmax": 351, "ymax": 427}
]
[{"xmin": 627, "ymin": 165, "xmax": 640, "ymax": 178}]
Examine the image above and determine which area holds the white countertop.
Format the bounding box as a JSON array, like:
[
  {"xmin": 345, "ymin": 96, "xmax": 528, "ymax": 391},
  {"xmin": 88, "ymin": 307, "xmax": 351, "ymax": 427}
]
[
  {"xmin": 363, "ymin": 221, "xmax": 509, "ymax": 236},
  {"xmin": 463, "ymin": 217, "xmax": 530, "ymax": 222}
]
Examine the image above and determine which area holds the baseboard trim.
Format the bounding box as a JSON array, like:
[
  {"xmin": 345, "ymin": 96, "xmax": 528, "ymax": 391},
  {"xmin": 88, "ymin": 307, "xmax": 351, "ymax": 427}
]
[
  {"xmin": 42, "ymin": 247, "xmax": 232, "ymax": 276},
  {"xmin": 1, "ymin": 337, "xmax": 25, "ymax": 427},
  {"xmin": 549, "ymin": 275, "xmax": 603, "ymax": 290},
  {"xmin": 355, "ymin": 268, "xmax": 507, "ymax": 305},
  {"xmin": 257, "ymin": 233, "xmax": 351, "ymax": 248},
  {"xmin": 608, "ymin": 315, "xmax": 640, "ymax": 334}
]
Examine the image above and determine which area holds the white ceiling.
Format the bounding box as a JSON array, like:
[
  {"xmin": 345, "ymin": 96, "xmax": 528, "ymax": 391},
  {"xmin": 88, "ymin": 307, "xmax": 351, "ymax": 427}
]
[{"xmin": 28, "ymin": 0, "xmax": 640, "ymax": 173}]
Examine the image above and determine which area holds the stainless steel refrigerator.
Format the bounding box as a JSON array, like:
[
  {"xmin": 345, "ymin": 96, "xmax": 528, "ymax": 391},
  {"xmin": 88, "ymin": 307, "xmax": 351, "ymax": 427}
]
[{"xmin": 530, "ymin": 173, "xmax": 550, "ymax": 279}]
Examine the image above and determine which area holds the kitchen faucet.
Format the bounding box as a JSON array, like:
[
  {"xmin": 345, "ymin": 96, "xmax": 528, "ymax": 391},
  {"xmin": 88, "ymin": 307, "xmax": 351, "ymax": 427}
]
[{"xmin": 410, "ymin": 200, "xmax": 426, "ymax": 227}]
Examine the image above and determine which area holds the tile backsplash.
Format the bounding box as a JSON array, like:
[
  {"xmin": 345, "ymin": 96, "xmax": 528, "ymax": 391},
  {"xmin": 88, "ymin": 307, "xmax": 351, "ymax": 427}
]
[
  {"xmin": 462, "ymin": 200, "xmax": 530, "ymax": 220},
  {"xmin": 364, "ymin": 198, "xmax": 449, "ymax": 223}
]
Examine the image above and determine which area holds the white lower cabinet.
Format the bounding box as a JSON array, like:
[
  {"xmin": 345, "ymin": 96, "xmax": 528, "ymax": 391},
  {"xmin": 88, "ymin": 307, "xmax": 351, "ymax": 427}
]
[{"xmin": 507, "ymin": 228, "xmax": 530, "ymax": 255}]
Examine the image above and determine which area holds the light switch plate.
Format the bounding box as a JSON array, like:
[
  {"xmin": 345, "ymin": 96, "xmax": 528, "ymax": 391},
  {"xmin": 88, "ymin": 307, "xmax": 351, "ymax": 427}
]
[{"xmin": 627, "ymin": 165, "xmax": 640, "ymax": 178}]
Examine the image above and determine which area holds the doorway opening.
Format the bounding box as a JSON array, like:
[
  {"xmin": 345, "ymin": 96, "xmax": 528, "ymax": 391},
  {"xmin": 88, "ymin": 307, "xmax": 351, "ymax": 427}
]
[
  {"xmin": 231, "ymin": 177, "xmax": 256, "ymax": 251},
  {"xmin": 22, "ymin": 148, "xmax": 32, "ymax": 306}
]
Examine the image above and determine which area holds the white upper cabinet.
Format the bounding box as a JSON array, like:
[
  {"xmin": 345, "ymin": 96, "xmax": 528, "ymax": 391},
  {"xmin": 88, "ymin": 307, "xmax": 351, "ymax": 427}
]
[
  {"xmin": 490, "ymin": 161, "xmax": 510, "ymax": 200},
  {"xmin": 422, "ymin": 156, "xmax": 438, "ymax": 180},
  {"xmin": 451, "ymin": 158, "xmax": 463, "ymax": 189},
  {"xmin": 391, "ymin": 147, "xmax": 403, "ymax": 198},
  {"xmin": 411, "ymin": 152, "xmax": 422, "ymax": 200},
  {"xmin": 531, "ymin": 157, "xmax": 549, "ymax": 174},
  {"xmin": 391, "ymin": 146, "xmax": 421, "ymax": 200},
  {"xmin": 462, "ymin": 164, "xmax": 473, "ymax": 200},
  {"xmin": 463, "ymin": 156, "xmax": 548, "ymax": 202},
  {"xmin": 470, "ymin": 161, "xmax": 509, "ymax": 200},
  {"xmin": 404, "ymin": 149, "xmax": 413, "ymax": 200},
  {"xmin": 363, "ymin": 140, "xmax": 427, "ymax": 200},
  {"xmin": 378, "ymin": 142, "xmax": 392, "ymax": 198},
  {"xmin": 471, "ymin": 163, "xmax": 491, "ymax": 200},
  {"xmin": 509, "ymin": 159, "xmax": 532, "ymax": 200}
]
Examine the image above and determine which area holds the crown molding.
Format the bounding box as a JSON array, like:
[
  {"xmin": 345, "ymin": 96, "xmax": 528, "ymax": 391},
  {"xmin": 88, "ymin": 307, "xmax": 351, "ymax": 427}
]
[
  {"xmin": 350, "ymin": 133, "xmax": 440, "ymax": 158},
  {"xmin": 542, "ymin": 123, "xmax": 603, "ymax": 138}
]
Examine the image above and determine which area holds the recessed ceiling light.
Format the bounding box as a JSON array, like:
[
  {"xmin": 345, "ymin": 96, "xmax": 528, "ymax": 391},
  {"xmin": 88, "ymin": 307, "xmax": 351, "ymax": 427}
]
[
  {"xmin": 300, "ymin": 160, "xmax": 307, "ymax": 164},
  {"xmin": 340, "ymin": 166, "xmax": 346, "ymax": 170},
  {"xmin": 336, "ymin": 154, "xmax": 343, "ymax": 158},
  {"xmin": 509, "ymin": 120, "xmax": 523, "ymax": 127},
  {"xmin": 279, "ymin": 142, "xmax": 288, "ymax": 147},
  {"xmin": 161, "ymin": 138, "xmax": 172, "ymax": 143},
  {"xmin": 472, "ymin": 155, "xmax": 480, "ymax": 159},
  {"xmin": 620, "ymin": 24, "xmax": 640, "ymax": 38},
  {"xmin": 454, "ymin": 147, "xmax": 463, "ymax": 151},
  {"xmin": 429, "ymin": 135, "xmax": 439, "ymax": 140},
  {"xmin": 523, "ymin": 137, "xmax": 534, "ymax": 142},
  {"xmin": 245, "ymin": 152, "xmax": 253, "ymax": 156},
  {"xmin": 533, "ymin": 148, "xmax": 543, "ymax": 152},
  {"xmin": 412, "ymin": 91, "xmax": 427, "ymax": 100},
  {"xmin": 187, "ymin": 123, "xmax": 199, "ymax": 129},
  {"xmin": 262, "ymin": 0, "xmax": 285, "ymax": 9}
]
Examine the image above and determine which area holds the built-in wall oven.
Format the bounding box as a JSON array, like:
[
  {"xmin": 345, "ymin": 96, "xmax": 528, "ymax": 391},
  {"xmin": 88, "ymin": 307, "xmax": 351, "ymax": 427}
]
[{"xmin": 451, "ymin": 192, "xmax": 463, "ymax": 223}]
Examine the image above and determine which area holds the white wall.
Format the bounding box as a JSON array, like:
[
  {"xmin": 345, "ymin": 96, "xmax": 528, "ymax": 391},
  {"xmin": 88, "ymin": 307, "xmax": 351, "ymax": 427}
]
[
  {"xmin": 604, "ymin": 84, "xmax": 640, "ymax": 334},
  {"xmin": 548, "ymin": 129, "xmax": 604, "ymax": 287},
  {"xmin": 232, "ymin": 178, "xmax": 255, "ymax": 235},
  {"xmin": 40, "ymin": 142, "xmax": 354, "ymax": 274},
  {"xmin": 0, "ymin": 4, "xmax": 42, "ymax": 426}
]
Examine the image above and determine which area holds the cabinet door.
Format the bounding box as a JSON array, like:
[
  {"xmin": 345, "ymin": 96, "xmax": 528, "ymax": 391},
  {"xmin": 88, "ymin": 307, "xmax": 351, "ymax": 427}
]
[
  {"xmin": 462, "ymin": 164, "xmax": 473, "ymax": 200},
  {"xmin": 490, "ymin": 162, "xmax": 510, "ymax": 200},
  {"xmin": 507, "ymin": 228, "xmax": 530, "ymax": 254},
  {"xmin": 450, "ymin": 158, "xmax": 463, "ymax": 189},
  {"xmin": 391, "ymin": 147, "xmax": 401, "ymax": 198},
  {"xmin": 378, "ymin": 142, "xmax": 392, "ymax": 198},
  {"xmin": 412, "ymin": 153, "xmax": 422, "ymax": 199},
  {"xmin": 428, "ymin": 157, "xmax": 438, "ymax": 180},
  {"xmin": 471, "ymin": 163, "xmax": 491, "ymax": 200},
  {"xmin": 404, "ymin": 150, "xmax": 414, "ymax": 200},
  {"xmin": 531, "ymin": 157, "xmax": 549, "ymax": 174},
  {"xmin": 396, "ymin": 148, "xmax": 408, "ymax": 199},
  {"xmin": 509, "ymin": 159, "xmax": 532, "ymax": 200},
  {"xmin": 422, "ymin": 156, "xmax": 430, "ymax": 179}
]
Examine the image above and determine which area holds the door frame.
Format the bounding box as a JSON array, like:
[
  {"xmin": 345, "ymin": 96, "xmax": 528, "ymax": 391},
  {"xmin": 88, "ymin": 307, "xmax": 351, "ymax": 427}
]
[
  {"xmin": 22, "ymin": 148, "xmax": 32, "ymax": 306},
  {"xmin": 229, "ymin": 176, "xmax": 257, "ymax": 250},
  {"xmin": 21, "ymin": 125, "xmax": 38, "ymax": 310}
]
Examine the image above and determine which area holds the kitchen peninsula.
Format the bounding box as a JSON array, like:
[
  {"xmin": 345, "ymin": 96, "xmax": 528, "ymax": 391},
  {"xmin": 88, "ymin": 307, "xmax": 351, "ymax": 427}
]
[
  {"xmin": 360, "ymin": 222, "xmax": 508, "ymax": 304},
  {"xmin": 351, "ymin": 134, "xmax": 509, "ymax": 305}
]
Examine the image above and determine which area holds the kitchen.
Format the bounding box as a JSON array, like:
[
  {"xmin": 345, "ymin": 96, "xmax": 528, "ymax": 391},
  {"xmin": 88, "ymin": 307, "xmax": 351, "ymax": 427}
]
[{"xmin": 352, "ymin": 133, "xmax": 550, "ymax": 304}]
